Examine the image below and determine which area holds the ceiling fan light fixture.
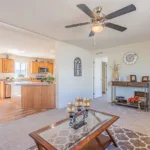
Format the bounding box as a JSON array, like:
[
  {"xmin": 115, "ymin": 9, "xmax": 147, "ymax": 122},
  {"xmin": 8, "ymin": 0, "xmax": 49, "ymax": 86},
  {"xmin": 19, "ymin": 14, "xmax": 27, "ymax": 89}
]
[{"xmin": 92, "ymin": 24, "xmax": 103, "ymax": 33}]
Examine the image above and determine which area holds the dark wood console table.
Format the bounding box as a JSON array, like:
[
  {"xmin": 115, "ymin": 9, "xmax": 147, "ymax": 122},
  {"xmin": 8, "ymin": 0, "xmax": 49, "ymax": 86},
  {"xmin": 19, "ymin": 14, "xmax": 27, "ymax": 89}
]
[{"xmin": 111, "ymin": 81, "xmax": 149, "ymax": 111}]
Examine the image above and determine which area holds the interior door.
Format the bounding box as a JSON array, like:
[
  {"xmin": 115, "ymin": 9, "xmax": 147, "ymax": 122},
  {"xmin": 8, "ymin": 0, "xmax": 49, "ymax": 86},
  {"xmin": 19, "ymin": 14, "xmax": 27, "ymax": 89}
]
[{"xmin": 93, "ymin": 58, "xmax": 102, "ymax": 98}]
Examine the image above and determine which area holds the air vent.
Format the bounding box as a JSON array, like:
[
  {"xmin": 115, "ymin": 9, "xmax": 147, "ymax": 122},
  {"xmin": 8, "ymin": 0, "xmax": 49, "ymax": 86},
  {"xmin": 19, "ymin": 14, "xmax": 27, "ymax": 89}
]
[{"xmin": 96, "ymin": 52, "xmax": 103, "ymax": 55}]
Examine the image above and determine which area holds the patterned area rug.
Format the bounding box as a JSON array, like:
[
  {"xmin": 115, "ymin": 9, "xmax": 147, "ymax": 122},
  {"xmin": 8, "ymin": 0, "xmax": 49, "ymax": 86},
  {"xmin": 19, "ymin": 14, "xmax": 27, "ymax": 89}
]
[{"xmin": 27, "ymin": 125, "xmax": 150, "ymax": 150}]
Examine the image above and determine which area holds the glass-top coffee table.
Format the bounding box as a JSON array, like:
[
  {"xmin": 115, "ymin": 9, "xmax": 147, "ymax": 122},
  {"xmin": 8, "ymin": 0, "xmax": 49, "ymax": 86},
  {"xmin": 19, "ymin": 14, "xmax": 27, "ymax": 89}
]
[{"xmin": 30, "ymin": 109, "xmax": 119, "ymax": 150}]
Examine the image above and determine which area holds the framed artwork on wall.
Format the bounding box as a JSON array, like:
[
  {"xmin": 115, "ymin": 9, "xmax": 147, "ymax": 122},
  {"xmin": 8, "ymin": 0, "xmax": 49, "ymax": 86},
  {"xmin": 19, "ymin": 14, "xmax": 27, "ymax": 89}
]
[
  {"xmin": 130, "ymin": 75, "xmax": 137, "ymax": 82},
  {"xmin": 142, "ymin": 76, "xmax": 149, "ymax": 82},
  {"xmin": 74, "ymin": 57, "xmax": 82, "ymax": 76}
]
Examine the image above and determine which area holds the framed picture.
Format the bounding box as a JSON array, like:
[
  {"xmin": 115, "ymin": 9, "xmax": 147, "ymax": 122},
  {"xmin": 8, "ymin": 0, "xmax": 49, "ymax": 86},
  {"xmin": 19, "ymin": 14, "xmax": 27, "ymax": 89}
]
[
  {"xmin": 142, "ymin": 76, "xmax": 149, "ymax": 82},
  {"xmin": 130, "ymin": 75, "xmax": 137, "ymax": 82}
]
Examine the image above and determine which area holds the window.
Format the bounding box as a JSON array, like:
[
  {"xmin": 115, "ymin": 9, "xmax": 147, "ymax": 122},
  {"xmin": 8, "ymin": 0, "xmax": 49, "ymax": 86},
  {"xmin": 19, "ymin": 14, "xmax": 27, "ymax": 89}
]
[{"xmin": 15, "ymin": 62, "xmax": 27, "ymax": 77}]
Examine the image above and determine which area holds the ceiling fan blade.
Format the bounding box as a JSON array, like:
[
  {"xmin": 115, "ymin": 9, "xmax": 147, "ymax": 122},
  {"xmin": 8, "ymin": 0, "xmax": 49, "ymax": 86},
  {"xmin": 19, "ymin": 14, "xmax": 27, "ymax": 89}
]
[
  {"xmin": 106, "ymin": 4, "xmax": 136, "ymax": 20},
  {"xmin": 89, "ymin": 30, "xmax": 95, "ymax": 37},
  {"xmin": 105, "ymin": 23, "xmax": 127, "ymax": 32},
  {"xmin": 77, "ymin": 4, "xmax": 95, "ymax": 18},
  {"xmin": 65, "ymin": 22, "xmax": 90, "ymax": 28}
]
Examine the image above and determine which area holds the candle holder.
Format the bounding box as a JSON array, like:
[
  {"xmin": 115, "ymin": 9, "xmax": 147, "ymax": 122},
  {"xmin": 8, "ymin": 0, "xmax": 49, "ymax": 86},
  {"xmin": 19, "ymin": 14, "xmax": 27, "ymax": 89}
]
[
  {"xmin": 67, "ymin": 103, "xmax": 76, "ymax": 126},
  {"xmin": 83, "ymin": 98, "xmax": 91, "ymax": 118},
  {"xmin": 67, "ymin": 98, "xmax": 91, "ymax": 130}
]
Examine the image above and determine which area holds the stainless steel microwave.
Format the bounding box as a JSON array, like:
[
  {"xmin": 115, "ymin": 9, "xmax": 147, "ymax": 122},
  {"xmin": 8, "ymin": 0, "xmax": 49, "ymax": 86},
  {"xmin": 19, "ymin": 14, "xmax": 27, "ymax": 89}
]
[{"xmin": 38, "ymin": 67, "xmax": 49, "ymax": 73}]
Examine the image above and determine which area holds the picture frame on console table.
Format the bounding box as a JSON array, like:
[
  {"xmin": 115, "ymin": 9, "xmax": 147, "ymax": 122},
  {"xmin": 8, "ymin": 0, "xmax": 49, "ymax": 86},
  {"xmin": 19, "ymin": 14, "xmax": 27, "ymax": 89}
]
[
  {"xmin": 130, "ymin": 75, "xmax": 137, "ymax": 82},
  {"xmin": 142, "ymin": 76, "xmax": 149, "ymax": 82}
]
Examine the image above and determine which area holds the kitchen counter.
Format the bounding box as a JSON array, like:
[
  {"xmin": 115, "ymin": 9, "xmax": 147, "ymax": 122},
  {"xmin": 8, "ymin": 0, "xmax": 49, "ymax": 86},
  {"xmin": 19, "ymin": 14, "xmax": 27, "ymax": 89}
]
[
  {"xmin": 21, "ymin": 83, "xmax": 56, "ymax": 109},
  {"xmin": 5, "ymin": 81, "xmax": 54, "ymax": 86},
  {"xmin": 7, "ymin": 81, "xmax": 56, "ymax": 109}
]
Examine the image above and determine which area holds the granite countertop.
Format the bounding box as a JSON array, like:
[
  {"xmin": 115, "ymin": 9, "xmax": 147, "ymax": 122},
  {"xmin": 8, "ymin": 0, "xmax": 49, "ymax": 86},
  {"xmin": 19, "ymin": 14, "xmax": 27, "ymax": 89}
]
[{"xmin": 5, "ymin": 81, "xmax": 54, "ymax": 86}]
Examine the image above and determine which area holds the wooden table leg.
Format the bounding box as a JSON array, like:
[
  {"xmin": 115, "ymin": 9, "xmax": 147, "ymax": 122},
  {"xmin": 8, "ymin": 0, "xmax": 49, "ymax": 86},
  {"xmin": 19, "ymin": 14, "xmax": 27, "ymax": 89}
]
[
  {"xmin": 106, "ymin": 129, "xmax": 118, "ymax": 147},
  {"xmin": 36, "ymin": 142, "xmax": 45, "ymax": 150},
  {"xmin": 95, "ymin": 137, "xmax": 105, "ymax": 149}
]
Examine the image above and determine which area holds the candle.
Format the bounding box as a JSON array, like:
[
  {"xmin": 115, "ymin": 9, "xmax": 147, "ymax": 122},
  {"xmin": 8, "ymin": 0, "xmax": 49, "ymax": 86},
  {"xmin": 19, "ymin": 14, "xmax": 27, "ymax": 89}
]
[
  {"xmin": 83, "ymin": 99, "xmax": 87, "ymax": 107},
  {"xmin": 75, "ymin": 97, "xmax": 83, "ymax": 107},
  {"xmin": 86, "ymin": 99, "xmax": 91, "ymax": 107},
  {"xmin": 67, "ymin": 103, "xmax": 76, "ymax": 113},
  {"xmin": 83, "ymin": 99, "xmax": 91, "ymax": 107}
]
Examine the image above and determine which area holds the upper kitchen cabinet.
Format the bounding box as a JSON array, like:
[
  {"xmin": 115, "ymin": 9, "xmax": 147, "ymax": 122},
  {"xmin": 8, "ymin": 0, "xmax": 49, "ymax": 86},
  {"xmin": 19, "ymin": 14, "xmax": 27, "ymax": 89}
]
[
  {"xmin": 48, "ymin": 63, "xmax": 53, "ymax": 74},
  {"xmin": 30, "ymin": 61, "xmax": 39, "ymax": 74},
  {"xmin": 0, "ymin": 58, "xmax": 2, "ymax": 72},
  {"xmin": 2, "ymin": 58, "xmax": 14, "ymax": 73},
  {"xmin": 40, "ymin": 62, "xmax": 48, "ymax": 67},
  {"xmin": 30, "ymin": 61, "xmax": 54, "ymax": 74}
]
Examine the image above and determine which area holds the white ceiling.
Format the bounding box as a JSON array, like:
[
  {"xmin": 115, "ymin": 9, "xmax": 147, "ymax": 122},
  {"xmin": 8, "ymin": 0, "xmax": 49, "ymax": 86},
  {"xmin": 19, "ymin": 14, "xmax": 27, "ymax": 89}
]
[
  {"xmin": 0, "ymin": 26, "xmax": 56, "ymax": 59},
  {"xmin": 0, "ymin": 0, "xmax": 150, "ymax": 50}
]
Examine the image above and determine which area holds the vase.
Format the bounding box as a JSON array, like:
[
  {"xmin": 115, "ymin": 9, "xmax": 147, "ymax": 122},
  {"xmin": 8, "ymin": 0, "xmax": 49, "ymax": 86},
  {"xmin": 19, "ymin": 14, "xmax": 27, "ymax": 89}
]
[{"xmin": 113, "ymin": 71, "xmax": 119, "ymax": 81}]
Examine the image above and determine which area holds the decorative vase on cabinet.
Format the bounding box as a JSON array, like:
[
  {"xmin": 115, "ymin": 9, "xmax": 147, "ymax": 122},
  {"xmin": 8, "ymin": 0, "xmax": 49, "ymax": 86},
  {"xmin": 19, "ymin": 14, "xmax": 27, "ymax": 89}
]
[
  {"xmin": 113, "ymin": 71, "xmax": 119, "ymax": 81},
  {"xmin": 110, "ymin": 61, "xmax": 120, "ymax": 81}
]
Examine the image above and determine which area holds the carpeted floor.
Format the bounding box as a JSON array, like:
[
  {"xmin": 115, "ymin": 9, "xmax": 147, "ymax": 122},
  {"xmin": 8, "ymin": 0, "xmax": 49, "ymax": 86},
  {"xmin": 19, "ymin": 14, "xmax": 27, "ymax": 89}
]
[
  {"xmin": 27, "ymin": 125, "xmax": 150, "ymax": 150},
  {"xmin": 0, "ymin": 96, "xmax": 150, "ymax": 150}
]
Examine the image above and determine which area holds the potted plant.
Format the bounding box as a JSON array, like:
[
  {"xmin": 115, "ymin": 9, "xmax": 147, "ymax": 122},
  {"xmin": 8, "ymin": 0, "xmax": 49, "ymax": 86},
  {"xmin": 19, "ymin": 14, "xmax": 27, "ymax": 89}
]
[
  {"xmin": 45, "ymin": 73, "xmax": 55, "ymax": 84},
  {"xmin": 6, "ymin": 77, "xmax": 10, "ymax": 81}
]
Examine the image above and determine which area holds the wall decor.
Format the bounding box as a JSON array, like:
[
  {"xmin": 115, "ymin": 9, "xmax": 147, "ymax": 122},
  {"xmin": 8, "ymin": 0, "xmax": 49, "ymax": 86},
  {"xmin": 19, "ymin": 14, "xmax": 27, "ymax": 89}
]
[
  {"xmin": 123, "ymin": 52, "xmax": 138, "ymax": 65},
  {"xmin": 110, "ymin": 61, "xmax": 120, "ymax": 81},
  {"xmin": 142, "ymin": 76, "xmax": 149, "ymax": 82},
  {"xmin": 130, "ymin": 75, "xmax": 137, "ymax": 82},
  {"xmin": 74, "ymin": 57, "xmax": 82, "ymax": 76}
]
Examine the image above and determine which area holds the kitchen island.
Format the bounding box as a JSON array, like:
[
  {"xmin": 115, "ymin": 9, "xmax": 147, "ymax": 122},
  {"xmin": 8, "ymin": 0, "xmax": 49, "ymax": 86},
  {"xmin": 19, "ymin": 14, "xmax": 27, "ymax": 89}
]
[{"xmin": 6, "ymin": 82, "xmax": 56, "ymax": 109}]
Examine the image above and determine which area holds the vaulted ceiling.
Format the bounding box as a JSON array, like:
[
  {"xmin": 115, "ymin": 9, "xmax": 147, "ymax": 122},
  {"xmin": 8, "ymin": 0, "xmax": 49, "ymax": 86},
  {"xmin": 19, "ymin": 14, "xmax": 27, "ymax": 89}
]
[{"xmin": 0, "ymin": 0, "xmax": 150, "ymax": 50}]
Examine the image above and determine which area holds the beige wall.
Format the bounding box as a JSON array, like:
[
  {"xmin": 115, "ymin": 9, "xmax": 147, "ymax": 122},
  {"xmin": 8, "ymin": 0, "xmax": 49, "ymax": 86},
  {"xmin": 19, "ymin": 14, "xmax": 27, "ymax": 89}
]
[
  {"xmin": 0, "ymin": 53, "xmax": 54, "ymax": 79},
  {"xmin": 55, "ymin": 41, "xmax": 93, "ymax": 108},
  {"xmin": 93, "ymin": 40, "xmax": 150, "ymax": 102}
]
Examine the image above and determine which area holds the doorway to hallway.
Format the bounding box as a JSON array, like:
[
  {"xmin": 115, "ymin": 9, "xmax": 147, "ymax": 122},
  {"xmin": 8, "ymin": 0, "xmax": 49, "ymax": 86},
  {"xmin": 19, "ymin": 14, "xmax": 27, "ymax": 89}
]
[{"xmin": 93, "ymin": 56, "xmax": 107, "ymax": 99}]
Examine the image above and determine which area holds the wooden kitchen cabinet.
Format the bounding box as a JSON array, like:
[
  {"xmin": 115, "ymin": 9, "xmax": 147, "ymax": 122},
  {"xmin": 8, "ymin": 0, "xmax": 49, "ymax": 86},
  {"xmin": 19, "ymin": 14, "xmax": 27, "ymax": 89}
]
[
  {"xmin": 21, "ymin": 84, "xmax": 56, "ymax": 109},
  {"xmin": 48, "ymin": 63, "xmax": 53, "ymax": 74},
  {"xmin": 30, "ymin": 61, "xmax": 39, "ymax": 74},
  {"xmin": 8, "ymin": 59, "xmax": 14, "ymax": 73},
  {"xmin": 2, "ymin": 59, "xmax": 7, "ymax": 72},
  {"xmin": 0, "ymin": 81, "xmax": 5, "ymax": 98},
  {"xmin": 30, "ymin": 61, "xmax": 54, "ymax": 74},
  {"xmin": 38, "ymin": 62, "xmax": 43, "ymax": 67},
  {"xmin": 2, "ymin": 58, "xmax": 14, "ymax": 73},
  {"xmin": 0, "ymin": 58, "xmax": 2, "ymax": 72},
  {"xmin": 39, "ymin": 62, "xmax": 49, "ymax": 67}
]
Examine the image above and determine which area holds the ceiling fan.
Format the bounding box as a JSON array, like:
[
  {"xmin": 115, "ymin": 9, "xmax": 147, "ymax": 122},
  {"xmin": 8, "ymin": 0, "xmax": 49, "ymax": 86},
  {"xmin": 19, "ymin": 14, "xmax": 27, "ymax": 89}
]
[{"xmin": 65, "ymin": 4, "xmax": 136, "ymax": 37}]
